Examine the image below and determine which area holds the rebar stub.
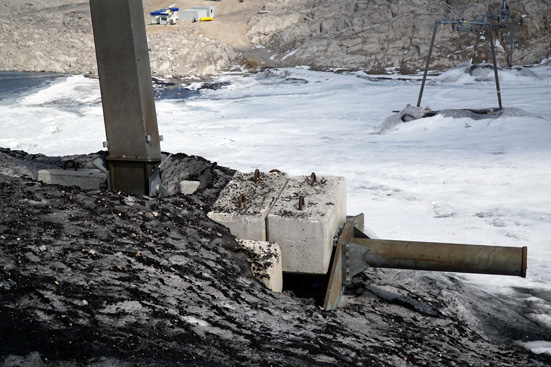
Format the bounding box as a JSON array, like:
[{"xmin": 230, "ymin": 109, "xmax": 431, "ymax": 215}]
[
  {"xmin": 310, "ymin": 172, "xmax": 317, "ymax": 186},
  {"xmin": 237, "ymin": 194, "xmax": 247, "ymax": 209},
  {"xmin": 298, "ymin": 196, "xmax": 305, "ymax": 211}
]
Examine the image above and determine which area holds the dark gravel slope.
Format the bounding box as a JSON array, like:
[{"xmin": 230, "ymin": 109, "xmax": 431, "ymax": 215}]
[{"xmin": 1, "ymin": 148, "xmax": 550, "ymax": 366}]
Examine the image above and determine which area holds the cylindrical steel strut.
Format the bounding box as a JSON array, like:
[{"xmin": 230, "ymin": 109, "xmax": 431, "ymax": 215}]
[{"xmin": 352, "ymin": 238, "xmax": 527, "ymax": 277}]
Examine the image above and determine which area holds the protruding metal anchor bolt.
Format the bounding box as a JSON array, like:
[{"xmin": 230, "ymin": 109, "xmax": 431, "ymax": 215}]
[
  {"xmin": 298, "ymin": 196, "xmax": 305, "ymax": 211},
  {"xmin": 253, "ymin": 169, "xmax": 261, "ymax": 184},
  {"xmin": 310, "ymin": 172, "xmax": 317, "ymax": 186},
  {"xmin": 63, "ymin": 160, "xmax": 78, "ymax": 171},
  {"xmin": 237, "ymin": 194, "xmax": 247, "ymax": 209}
]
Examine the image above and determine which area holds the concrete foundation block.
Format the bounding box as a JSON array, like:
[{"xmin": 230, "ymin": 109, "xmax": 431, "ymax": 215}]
[
  {"xmin": 38, "ymin": 169, "xmax": 107, "ymax": 190},
  {"xmin": 179, "ymin": 180, "xmax": 200, "ymax": 195},
  {"xmin": 237, "ymin": 239, "xmax": 283, "ymax": 292},
  {"xmin": 267, "ymin": 175, "xmax": 346, "ymax": 274},
  {"xmin": 207, "ymin": 170, "xmax": 288, "ymax": 241}
]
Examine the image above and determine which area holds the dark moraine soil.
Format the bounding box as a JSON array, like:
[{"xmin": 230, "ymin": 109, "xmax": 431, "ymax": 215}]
[{"xmin": 1, "ymin": 147, "xmax": 550, "ymax": 366}]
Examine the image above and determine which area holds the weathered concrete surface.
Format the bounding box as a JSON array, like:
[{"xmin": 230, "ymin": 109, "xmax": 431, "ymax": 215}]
[
  {"xmin": 37, "ymin": 168, "xmax": 106, "ymax": 190},
  {"xmin": 267, "ymin": 175, "xmax": 346, "ymax": 274},
  {"xmin": 236, "ymin": 239, "xmax": 283, "ymax": 292},
  {"xmin": 1, "ymin": 148, "xmax": 551, "ymax": 366},
  {"xmin": 208, "ymin": 170, "xmax": 288, "ymax": 241}
]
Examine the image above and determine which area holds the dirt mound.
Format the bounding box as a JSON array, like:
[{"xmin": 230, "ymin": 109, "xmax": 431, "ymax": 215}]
[{"xmin": 1, "ymin": 148, "xmax": 550, "ymax": 366}]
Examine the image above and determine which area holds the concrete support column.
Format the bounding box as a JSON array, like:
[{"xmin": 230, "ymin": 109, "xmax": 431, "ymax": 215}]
[{"xmin": 89, "ymin": 0, "xmax": 161, "ymax": 195}]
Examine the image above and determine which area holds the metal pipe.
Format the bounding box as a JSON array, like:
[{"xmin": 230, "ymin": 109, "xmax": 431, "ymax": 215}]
[
  {"xmin": 417, "ymin": 21, "xmax": 439, "ymax": 107},
  {"xmin": 351, "ymin": 238, "xmax": 527, "ymax": 277},
  {"xmin": 487, "ymin": 22, "xmax": 503, "ymax": 110}
]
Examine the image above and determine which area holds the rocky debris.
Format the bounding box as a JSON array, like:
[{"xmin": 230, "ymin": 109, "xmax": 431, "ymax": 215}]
[
  {"xmin": 147, "ymin": 29, "xmax": 238, "ymax": 79},
  {"xmin": 0, "ymin": 1, "xmax": 239, "ymax": 78},
  {"xmin": 246, "ymin": 0, "xmax": 551, "ymax": 72},
  {"xmin": 1, "ymin": 147, "xmax": 551, "ymax": 366},
  {"xmin": 2, "ymin": 1, "xmax": 550, "ymax": 77}
]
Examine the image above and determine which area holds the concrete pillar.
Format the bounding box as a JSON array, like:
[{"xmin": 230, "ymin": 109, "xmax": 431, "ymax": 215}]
[
  {"xmin": 267, "ymin": 176, "xmax": 347, "ymax": 274},
  {"xmin": 89, "ymin": 0, "xmax": 161, "ymax": 195}
]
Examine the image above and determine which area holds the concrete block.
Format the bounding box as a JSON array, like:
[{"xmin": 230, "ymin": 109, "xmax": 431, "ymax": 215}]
[
  {"xmin": 267, "ymin": 176, "xmax": 346, "ymax": 274},
  {"xmin": 179, "ymin": 180, "xmax": 200, "ymax": 195},
  {"xmin": 237, "ymin": 239, "xmax": 282, "ymax": 292},
  {"xmin": 207, "ymin": 170, "xmax": 288, "ymax": 241},
  {"xmin": 38, "ymin": 169, "xmax": 107, "ymax": 190}
]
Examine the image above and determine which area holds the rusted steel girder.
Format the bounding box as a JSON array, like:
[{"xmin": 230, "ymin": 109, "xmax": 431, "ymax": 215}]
[
  {"xmin": 323, "ymin": 215, "xmax": 527, "ymax": 311},
  {"xmin": 89, "ymin": 0, "xmax": 162, "ymax": 195}
]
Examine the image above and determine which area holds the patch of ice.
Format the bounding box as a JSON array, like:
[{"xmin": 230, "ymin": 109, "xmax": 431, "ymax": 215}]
[
  {"xmin": 183, "ymin": 316, "xmax": 210, "ymax": 327},
  {"xmin": 516, "ymin": 340, "xmax": 551, "ymax": 355}
]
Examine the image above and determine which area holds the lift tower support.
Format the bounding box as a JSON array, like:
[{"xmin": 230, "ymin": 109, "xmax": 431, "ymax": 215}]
[
  {"xmin": 417, "ymin": 18, "xmax": 503, "ymax": 111},
  {"xmin": 89, "ymin": 0, "xmax": 162, "ymax": 195}
]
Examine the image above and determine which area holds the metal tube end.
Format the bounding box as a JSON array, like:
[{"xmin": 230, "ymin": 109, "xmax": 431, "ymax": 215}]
[{"xmin": 521, "ymin": 246, "xmax": 528, "ymax": 278}]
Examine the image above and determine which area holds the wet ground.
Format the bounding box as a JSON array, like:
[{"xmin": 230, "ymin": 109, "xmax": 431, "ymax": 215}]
[{"xmin": 1, "ymin": 148, "xmax": 550, "ymax": 366}]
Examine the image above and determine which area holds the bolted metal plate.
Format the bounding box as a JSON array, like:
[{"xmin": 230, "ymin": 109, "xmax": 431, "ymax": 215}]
[{"xmin": 322, "ymin": 214, "xmax": 364, "ymax": 311}]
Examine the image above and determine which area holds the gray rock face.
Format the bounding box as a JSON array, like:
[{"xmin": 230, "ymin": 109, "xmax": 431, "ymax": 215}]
[
  {"xmin": 246, "ymin": 0, "xmax": 551, "ymax": 72},
  {"xmin": 0, "ymin": 1, "xmax": 238, "ymax": 78},
  {"xmin": 1, "ymin": 1, "xmax": 550, "ymax": 77}
]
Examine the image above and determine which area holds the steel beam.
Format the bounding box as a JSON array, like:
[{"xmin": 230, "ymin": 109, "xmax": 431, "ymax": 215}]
[
  {"xmin": 322, "ymin": 214, "xmax": 364, "ymax": 311},
  {"xmin": 487, "ymin": 22, "xmax": 503, "ymax": 110},
  {"xmin": 89, "ymin": 0, "xmax": 161, "ymax": 195},
  {"xmin": 417, "ymin": 21, "xmax": 439, "ymax": 107}
]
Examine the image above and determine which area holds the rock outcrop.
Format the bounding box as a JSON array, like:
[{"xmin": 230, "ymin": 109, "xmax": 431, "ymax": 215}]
[
  {"xmin": 1, "ymin": 0, "xmax": 550, "ymax": 77},
  {"xmin": 247, "ymin": 0, "xmax": 551, "ymax": 73},
  {"xmin": 0, "ymin": 1, "xmax": 239, "ymax": 78}
]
